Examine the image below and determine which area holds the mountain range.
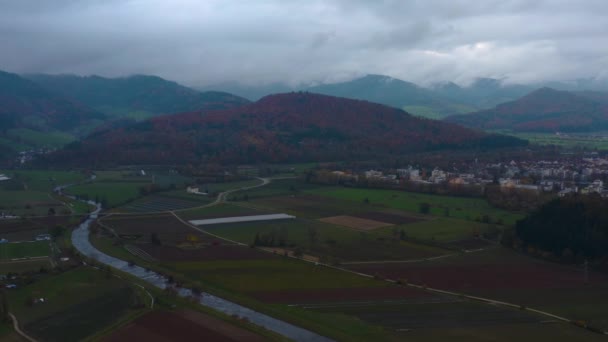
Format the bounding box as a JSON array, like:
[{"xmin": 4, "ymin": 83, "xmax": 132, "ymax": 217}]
[
  {"xmin": 199, "ymin": 75, "xmax": 608, "ymax": 119},
  {"xmin": 444, "ymin": 87, "xmax": 608, "ymax": 132},
  {"xmin": 0, "ymin": 70, "xmax": 106, "ymax": 154},
  {"xmin": 45, "ymin": 92, "xmax": 525, "ymax": 166},
  {"xmin": 0, "ymin": 71, "xmax": 250, "ymax": 153},
  {"xmin": 26, "ymin": 74, "xmax": 250, "ymax": 120}
]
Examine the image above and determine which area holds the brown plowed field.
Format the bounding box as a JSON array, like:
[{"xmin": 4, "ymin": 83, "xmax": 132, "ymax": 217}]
[
  {"xmin": 448, "ymin": 238, "xmax": 493, "ymax": 250},
  {"xmin": 138, "ymin": 244, "xmax": 274, "ymax": 262},
  {"xmin": 352, "ymin": 211, "xmax": 423, "ymax": 225},
  {"xmin": 319, "ymin": 215, "xmax": 392, "ymax": 230},
  {"xmin": 347, "ymin": 262, "xmax": 608, "ymax": 291},
  {"xmin": 104, "ymin": 310, "xmax": 265, "ymax": 342},
  {"xmin": 251, "ymin": 286, "xmax": 433, "ymax": 304},
  {"xmin": 101, "ymin": 214, "xmax": 215, "ymax": 244}
]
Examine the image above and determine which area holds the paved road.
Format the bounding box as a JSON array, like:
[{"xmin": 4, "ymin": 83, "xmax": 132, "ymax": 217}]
[{"xmin": 70, "ymin": 186, "xmax": 332, "ymax": 342}]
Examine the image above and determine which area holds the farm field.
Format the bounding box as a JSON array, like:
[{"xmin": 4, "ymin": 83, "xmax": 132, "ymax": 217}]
[
  {"xmin": 7, "ymin": 267, "xmax": 147, "ymax": 342},
  {"xmin": 382, "ymin": 216, "xmax": 501, "ymax": 242},
  {"xmin": 235, "ymin": 178, "xmax": 323, "ymax": 199},
  {"xmin": 0, "ymin": 216, "xmax": 79, "ymax": 242},
  {"xmin": 67, "ymin": 181, "xmax": 145, "ymax": 208},
  {"xmin": 201, "ymin": 218, "xmax": 448, "ymax": 262},
  {"xmin": 345, "ymin": 247, "xmax": 608, "ymax": 330},
  {"xmin": 0, "ymin": 258, "xmax": 51, "ymax": 274},
  {"xmin": 104, "ymin": 309, "xmax": 267, "ymax": 342},
  {"xmin": 175, "ymin": 203, "xmax": 268, "ymax": 221},
  {"xmin": 0, "ymin": 169, "xmax": 86, "ymax": 192},
  {"xmin": 0, "ymin": 190, "xmax": 63, "ymax": 216},
  {"xmin": 118, "ymin": 195, "xmax": 202, "ymax": 213},
  {"xmin": 0, "ymin": 240, "xmax": 50, "ymax": 260},
  {"xmin": 99, "ymin": 213, "xmax": 217, "ymax": 245},
  {"xmin": 251, "ymin": 193, "xmax": 371, "ymax": 218},
  {"xmin": 306, "ymin": 187, "xmax": 524, "ymax": 225},
  {"xmin": 168, "ymin": 257, "xmax": 391, "ymax": 294},
  {"xmin": 311, "ymin": 299, "xmax": 604, "ymax": 341}
]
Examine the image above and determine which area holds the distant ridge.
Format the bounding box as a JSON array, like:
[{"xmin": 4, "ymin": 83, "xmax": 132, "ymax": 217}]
[
  {"xmin": 45, "ymin": 92, "xmax": 525, "ymax": 166},
  {"xmin": 444, "ymin": 87, "xmax": 608, "ymax": 132},
  {"xmin": 26, "ymin": 74, "xmax": 250, "ymax": 119}
]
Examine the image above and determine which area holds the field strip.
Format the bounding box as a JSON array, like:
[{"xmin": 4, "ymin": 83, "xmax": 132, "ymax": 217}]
[
  {"xmin": 8, "ymin": 313, "xmax": 37, "ymax": 342},
  {"xmin": 169, "ymin": 211, "xmax": 247, "ymax": 246},
  {"xmin": 124, "ymin": 244, "xmax": 157, "ymax": 262},
  {"xmin": 341, "ymin": 253, "xmax": 459, "ymax": 265},
  {"xmin": 189, "ymin": 213, "xmax": 295, "ymax": 226},
  {"xmin": 341, "ymin": 247, "xmax": 495, "ymax": 265}
]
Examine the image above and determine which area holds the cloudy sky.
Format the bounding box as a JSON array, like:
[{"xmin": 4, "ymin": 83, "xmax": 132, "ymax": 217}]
[{"xmin": 1, "ymin": 0, "xmax": 607, "ymax": 87}]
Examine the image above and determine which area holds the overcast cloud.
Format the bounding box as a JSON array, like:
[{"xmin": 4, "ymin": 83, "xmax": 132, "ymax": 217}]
[{"xmin": 1, "ymin": 0, "xmax": 607, "ymax": 87}]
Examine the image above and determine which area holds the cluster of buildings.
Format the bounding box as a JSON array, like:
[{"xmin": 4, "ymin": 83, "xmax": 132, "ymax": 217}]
[{"xmin": 329, "ymin": 155, "xmax": 608, "ymax": 198}]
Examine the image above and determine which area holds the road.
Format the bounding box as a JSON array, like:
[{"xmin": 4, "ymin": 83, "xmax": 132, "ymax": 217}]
[
  {"xmin": 8, "ymin": 313, "xmax": 37, "ymax": 342},
  {"xmin": 69, "ymin": 180, "xmax": 332, "ymax": 342}
]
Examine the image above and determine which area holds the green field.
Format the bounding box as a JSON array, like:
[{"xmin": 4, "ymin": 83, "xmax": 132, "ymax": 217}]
[
  {"xmin": 67, "ymin": 182, "xmax": 145, "ymax": 208},
  {"xmin": 0, "ymin": 258, "xmax": 51, "ymax": 274},
  {"xmin": 0, "ymin": 170, "xmax": 87, "ymax": 216},
  {"xmin": 0, "ymin": 241, "xmax": 50, "ymax": 260},
  {"xmin": 387, "ymin": 217, "xmax": 499, "ymax": 242},
  {"xmin": 6, "ymin": 128, "xmax": 75, "ymax": 149},
  {"xmin": 8, "ymin": 267, "xmax": 146, "ymax": 341},
  {"xmin": 235, "ymin": 178, "xmax": 322, "ymax": 199},
  {"xmin": 307, "ymin": 187, "xmax": 523, "ymax": 225},
  {"xmin": 170, "ymin": 258, "xmax": 381, "ymax": 293},
  {"xmin": 504, "ymin": 131, "xmax": 608, "ymax": 150}
]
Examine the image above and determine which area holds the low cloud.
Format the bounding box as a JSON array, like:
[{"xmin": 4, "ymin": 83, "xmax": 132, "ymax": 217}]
[{"xmin": 1, "ymin": 0, "xmax": 607, "ymax": 87}]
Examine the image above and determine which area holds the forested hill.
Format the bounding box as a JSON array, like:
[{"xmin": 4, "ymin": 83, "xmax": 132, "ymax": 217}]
[
  {"xmin": 0, "ymin": 70, "xmax": 106, "ymax": 154},
  {"xmin": 515, "ymin": 195, "xmax": 608, "ymax": 262},
  {"xmin": 444, "ymin": 87, "xmax": 608, "ymax": 132},
  {"xmin": 46, "ymin": 92, "xmax": 526, "ymax": 166},
  {"xmin": 0, "ymin": 70, "xmax": 105, "ymax": 132},
  {"xmin": 26, "ymin": 74, "xmax": 250, "ymax": 119}
]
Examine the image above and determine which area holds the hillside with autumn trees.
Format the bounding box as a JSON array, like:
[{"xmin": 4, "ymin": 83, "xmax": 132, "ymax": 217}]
[
  {"xmin": 444, "ymin": 87, "xmax": 608, "ymax": 132},
  {"xmin": 0, "ymin": 70, "xmax": 107, "ymax": 154},
  {"xmin": 44, "ymin": 92, "xmax": 525, "ymax": 166}
]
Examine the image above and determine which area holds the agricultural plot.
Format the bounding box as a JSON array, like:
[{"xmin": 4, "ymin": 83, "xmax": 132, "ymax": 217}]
[
  {"xmin": 176, "ymin": 203, "xmax": 268, "ymax": 221},
  {"xmin": 139, "ymin": 244, "xmax": 271, "ymax": 262},
  {"xmin": 167, "ymin": 258, "xmax": 384, "ymax": 294},
  {"xmin": 319, "ymin": 215, "xmax": 393, "ymax": 230},
  {"xmin": 0, "ymin": 189, "xmax": 64, "ymax": 216},
  {"xmin": 104, "ymin": 309, "xmax": 267, "ymax": 342},
  {"xmin": 252, "ymin": 194, "xmax": 371, "ymax": 218},
  {"xmin": 307, "ymin": 187, "xmax": 524, "ymax": 225},
  {"xmin": 235, "ymin": 179, "xmax": 323, "ymax": 199},
  {"xmin": 0, "ymin": 258, "xmax": 51, "ymax": 274},
  {"xmin": 67, "ymin": 181, "xmax": 145, "ymax": 208},
  {"xmin": 202, "ymin": 218, "xmax": 448, "ymax": 262},
  {"xmin": 346, "ymin": 248, "xmax": 607, "ymax": 292},
  {"xmin": 0, "ymin": 216, "xmax": 77, "ymax": 242},
  {"xmin": 99, "ymin": 214, "xmax": 216, "ymax": 245},
  {"xmin": 0, "ymin": 169, "xmax": 86, "ymax": 192},
  {"xmin": 8, "ymin": 267, "xmax": 147, "ymax": 342},
  {"xmin": 385, "ymin": 217, "xmax": 500, "ymax": 243},
  {"xmin": 120, "ymin": 195, "xmax": 202, "ymax": 213},
  {"xmin": 0, "ymin": 241, "xmax": 50, "ymax": 260},
  {"xmin": 189, "ymin": 214, "xmax": 295, "ymax": 226},
  {"xmin": 252, "ymin": 285, "xmax": 434, "ymax": 305}
]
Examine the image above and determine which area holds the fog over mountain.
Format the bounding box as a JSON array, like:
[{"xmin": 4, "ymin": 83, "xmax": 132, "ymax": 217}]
[{"xmin": 1, "ymin": 1, "xmax": 607, "ymax": 88}]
